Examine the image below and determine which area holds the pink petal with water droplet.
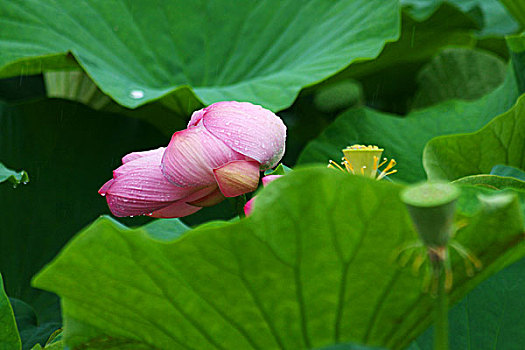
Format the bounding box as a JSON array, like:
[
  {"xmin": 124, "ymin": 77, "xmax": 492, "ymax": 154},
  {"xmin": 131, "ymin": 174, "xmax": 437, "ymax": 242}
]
[
  {"xmin": 114, "ymin": 148, "xmax": 163, "ymax": 178},
  {"xmin": 149, "ymin": 201, "xmax": 202, "ymax": 218},
  {"xmin": 98, "ymin": 178, "xmax": 114, "ymax": 196},
  {"xmin": 161, "ymin": 124, "xmax": 245, "ymax": 187},
  {"xmin": 244, "ymin": 197, "xmax": 255, "ymax": 216},
  {"xmin": 213, "ymin": 160, "xmax": 260, "ymax": 197},
  {"xmin": 200, "ymin": 101, "xmax": 286, "ymax": 169},
  {"xmin": 121, "ymin": 147, "xmax": 165, "ymax": 164},
  {"xmin": 100, "ymin": 150, "xmax": 207, "ymax": 217},
  {"xmin": 187, "ymin": 108, "xmax": 206, "ymax": 127},
  {"xmin": 262, "ymin": 175, "xmax": 283, "ymax": 186},
  {"xmin": 149, "ymin": 186, "xmax": 218, "ymax": 218}
]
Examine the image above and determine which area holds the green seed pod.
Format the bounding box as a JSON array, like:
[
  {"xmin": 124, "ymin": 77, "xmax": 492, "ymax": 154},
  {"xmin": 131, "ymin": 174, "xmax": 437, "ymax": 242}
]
[
  {"xmin": 342, "ymin": 145, "xmax": 384, "ymax": 178},
  {"xmin": 401, "ymin": 182, "xmax": 460, "ymax": 248}
]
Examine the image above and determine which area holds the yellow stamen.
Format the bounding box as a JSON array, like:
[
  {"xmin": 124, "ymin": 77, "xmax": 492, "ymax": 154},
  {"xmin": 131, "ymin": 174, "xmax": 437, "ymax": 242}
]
[
  {"xmin": 383, "ymin": 159, "xmax": 397, "ymax": 173},
  {"xmin": 377, "ymin": 157, "xmax": 388, "ymax": 168},
  {"xmin": 328, "ymin": 160, "xmax": 345, "ymax": 172},
  {"xmin": 373, "ymin": 156, "xmax": 379, "ymax": 171},
  {"xmin": 377, "ymin": 159, "xmax": 397, "ymax": 180},
  {"xmin": 327, "ymin": 144, "xmax": 397, "ymax": 180},
  {"xmin": 343, "ymin": 160, "xmax": 354, "ymax": 173}
]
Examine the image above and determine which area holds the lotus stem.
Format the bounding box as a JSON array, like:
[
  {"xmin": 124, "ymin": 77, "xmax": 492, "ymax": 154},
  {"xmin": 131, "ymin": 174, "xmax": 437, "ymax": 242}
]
[{"xmin": 430, "ymin": 249, "xmax": 449, "ymax": 350}]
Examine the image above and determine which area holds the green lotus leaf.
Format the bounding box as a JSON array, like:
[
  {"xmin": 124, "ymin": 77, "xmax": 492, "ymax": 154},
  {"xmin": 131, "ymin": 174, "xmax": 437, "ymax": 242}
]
[
  {"xmin": 453, "ymin": 174, "xmax": 525, "ymax": 191},
  {"xmin": 500, "ymin": 0, "xmax": 525, "ymax": 28},
  {"xmin": 402, "ymin": 0, "xmax": 519, "ymax": 36},
  {"xmin": 33, "ymin": 168, "xmax": 525, "ymax": 349},
  {"xmin": 0, "ymin": 0, "xmax": 400, "ymax": 111},
  {"xmin": 412, "ymin": 48, "xmax": 506, "ymax": 109},
  {"xmin": 1, "ymin": 273, "xmax": 21, "ymax": 350},
  {"xmin": 0, "ymin": 162, "xmax": 28, "ymax": 186},
  {"xmin": 424, "ymin": 93, "xmax": 525, "ymax": 181},
  {"xmin": 491, "ymin": 164, "xmax": 525, "ymax": 181}
]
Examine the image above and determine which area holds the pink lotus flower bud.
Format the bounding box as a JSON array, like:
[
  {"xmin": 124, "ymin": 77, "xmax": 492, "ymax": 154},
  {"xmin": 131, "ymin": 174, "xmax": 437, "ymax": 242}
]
[
  {"xmin": 244, "ymin": 174, "xmax": 283, "ymax": 216},
  {"xmin": 98, "ymin": 148, "xmax": 224, "ymax": 218},
  {"xmin": 162, "ymin": 101, "xmax": 286, "ymax": 198}
]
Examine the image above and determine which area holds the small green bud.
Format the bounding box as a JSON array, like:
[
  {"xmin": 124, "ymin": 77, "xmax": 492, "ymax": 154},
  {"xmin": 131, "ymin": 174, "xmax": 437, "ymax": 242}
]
[{"xmin": 401, "ymin": 182, "xmax": 460, "ymax": 248}]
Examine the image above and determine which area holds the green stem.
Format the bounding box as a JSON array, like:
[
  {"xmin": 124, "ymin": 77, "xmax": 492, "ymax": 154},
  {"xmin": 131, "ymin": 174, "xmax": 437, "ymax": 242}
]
[
  {"xmin": 235, "ymin": 194, "xmax": 247, "ymax": 218},
  {"xmin": 434, "ymin": 260, "xmax": 449, "ymax": 350}
]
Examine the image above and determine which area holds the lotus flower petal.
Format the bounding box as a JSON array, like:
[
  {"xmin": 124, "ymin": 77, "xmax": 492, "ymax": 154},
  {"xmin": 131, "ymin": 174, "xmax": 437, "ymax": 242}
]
[
  {"xmin": 149, "ymin": 186, "xmax": 219, "ymax": 218},
  {"xmin": 213, "ymin": 160, "xmax": 260, "ymax": 197},
  {"xmin": 262, "ymin": 174, "xmax": 283, "ymax": 186},
  {"xmin": 243, "ymin": 174, "xmax": 284, "ymax": 217},
  {"xmin": 149, "ymin": 201, "xmax": 201, "ymax": 218},
  {"xmin": 161, "ymin": 124, "xmax": 245, "ymax": 187},
  {"xmin": 113, "ymin": 148, "xmax": 163, "ymax": 179},
  {"xmin": 198, "ymin": 101, "xmax": 286, "ymax": 169},
  {"xmin": 188, "ymin": 187, "xmax": 226, "ymax": 207},
  {"xmin": 187, "ymin": 108, "xmax": 206, "ymax": 127},
  {"xmin": 101, "ymin": 183, "xmax": 169, "ymax": 217},
  {"xmin": 98, "ymin": 178, "xmax": 114, "ymax": 195},
  {"xmin": 105, "ymin": 160, "xmax": 194, "ymax": 203},
  {"xmin": 244, "ymin": 197, "xmax": 255, "ymax": 216},
  {"xmin": 121, "ymin": 147, "xmax": 165, "ymax": 164},
  {"xmin": 99, "ymin": 149, "xmax": 207, "ymax": 217}
]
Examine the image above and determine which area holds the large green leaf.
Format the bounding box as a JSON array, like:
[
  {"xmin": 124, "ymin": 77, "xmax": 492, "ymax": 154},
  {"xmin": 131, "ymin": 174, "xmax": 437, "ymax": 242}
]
[
  {"xmin": 0, "ymin": 0, "xmax": 400, "ymax": 111},
  {"xmin": 33, "ymin": 168, "xmax": 525, "ymax": 349},
  {"xmin": 412, "ymin": 48, "xmax": 506, "ymax": 109},
  {"xmin": 43, "ymin": 70, "xmax": 192, "ymax": 134},
  {"xmin": 402, "ymin": 0, "xmax": 520, "ymax": 36},
  {"xmin": 508, "ymin": 33, "xmax": 525, "ymax": 94},
  {"xmin": 9, "ymin": 298, "xmax": 60, "ymax": 350},
  {"xmin": 315, "ymin": 4, "xmax": 478, "ymax": 114},
  {"xmin": 141, "ymin": 218, "xmax": 190, "ymax": 242},
  {"xmin": 336, "ymin": 4, "xmax": 478, "ymax": 81},
  {"xmin": 297, "ymin": 67, "xmax": 519, "ymax": 183},
  {"xmin": 424, "ymin": 93, "xmax": 525, "ymax": 181},
  {"xmin": 1, "ymin": 273, "xmax": 21, "ymax": 350},
  {"xmin": 315, "ymin": 344, "xmax": 385, "ymax": 350},
  {"xmin": 412, "ymin": 257, "xmax": 525, "ymax": 350},
  {"xmin": 491, "ymin": 164, "xmax": 525, "ymax": 181},
  {"xmin": 453, "ymin": 174, "xmax": 525, "ymax": 191},
  {"xmin": 0, "ymin": 99, "xmax": 169, "ymax": 323},
  {"xmin": 500, "ymin": 0, "xmax": 525, "ymax": 28},
  {"xmin": 44, "ymin": 71, "xmax": 112, "ymax": 110},
  {"xmin": 0, "ymin": 162, "xmax": 28, "ymax": 186}
]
